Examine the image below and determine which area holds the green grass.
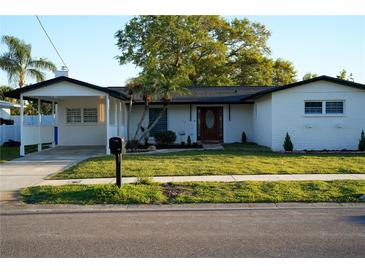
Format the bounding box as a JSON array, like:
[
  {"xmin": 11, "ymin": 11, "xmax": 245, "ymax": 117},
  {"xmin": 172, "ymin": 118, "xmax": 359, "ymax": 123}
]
[
  {"xmin": 52, "ymin": 143, "xmax": 365, "ymax": 179},
  {"xmin": 0, "ymin": 145, "xmax": 45, "ymax": 163},
  {"xmin": 223, "ymin": 142, "xmax": 271, "ymax": 152},
  {"xmin": 20, "ymin": 180, "xmax": 365, "ymax": 204}
]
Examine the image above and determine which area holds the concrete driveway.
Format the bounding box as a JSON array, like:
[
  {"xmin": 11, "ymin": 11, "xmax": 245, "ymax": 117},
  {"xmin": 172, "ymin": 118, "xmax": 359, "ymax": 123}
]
[{"xmin": 0, "ymin": 146, "xmax": 104, "ymax": 192}]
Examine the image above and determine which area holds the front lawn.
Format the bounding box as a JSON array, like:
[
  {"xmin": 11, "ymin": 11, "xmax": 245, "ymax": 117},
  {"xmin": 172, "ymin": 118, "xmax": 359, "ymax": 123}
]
[
  {"xmin": 52, "ymin": 143, "xmax": 365, "ymax": 179},
  {"xmin": 20, "ymin": 180, "xmax": 365, "ymax": 204}
]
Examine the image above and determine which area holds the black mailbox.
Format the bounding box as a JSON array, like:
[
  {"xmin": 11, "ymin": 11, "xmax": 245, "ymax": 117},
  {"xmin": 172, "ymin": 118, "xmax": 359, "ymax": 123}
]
[
  {"xmin": 109, "ymin": 137, "xmax": 123, "ymax": 154},
  {"xmin": 109, "ymin": 137, "xmax": 125, "ymax": 188}
]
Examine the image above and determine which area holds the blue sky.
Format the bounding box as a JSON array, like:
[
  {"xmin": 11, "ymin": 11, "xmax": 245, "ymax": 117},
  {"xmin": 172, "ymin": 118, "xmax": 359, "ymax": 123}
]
[{"xmin": 1, "ymin": 16, "xmax": 364, "ymax": 87}]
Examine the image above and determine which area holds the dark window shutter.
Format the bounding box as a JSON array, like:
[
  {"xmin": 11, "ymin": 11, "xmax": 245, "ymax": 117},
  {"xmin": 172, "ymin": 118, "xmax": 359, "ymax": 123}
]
[{"xmin": 149, "ymin": 108, "xmax": 167, "ymax": 136}]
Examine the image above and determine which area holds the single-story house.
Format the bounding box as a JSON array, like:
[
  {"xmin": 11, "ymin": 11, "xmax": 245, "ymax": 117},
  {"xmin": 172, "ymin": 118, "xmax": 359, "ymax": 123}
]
[{"xmin": 5, "ymin": 70, "xmax": 365, "ymax": 156}]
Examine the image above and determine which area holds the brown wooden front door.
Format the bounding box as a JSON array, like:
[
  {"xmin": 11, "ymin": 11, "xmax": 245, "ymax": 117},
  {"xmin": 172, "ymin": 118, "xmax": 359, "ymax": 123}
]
[{"xmin": 198, "ymin": 107, "xmax": 223, "ymax": 142}]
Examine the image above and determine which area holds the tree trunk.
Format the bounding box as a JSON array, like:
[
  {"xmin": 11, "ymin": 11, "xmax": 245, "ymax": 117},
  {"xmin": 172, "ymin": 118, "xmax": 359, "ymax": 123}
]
[
  {"xmin": 138, "ymin": 103, "xmax": 168, "ymax": 143},
  {"xmin": 133, "ymin": 103, "xmax": 149, "ymax": 140},
  {"xmin": 19, "ymin": 72, "xmax": 25, "ymax": 88}
]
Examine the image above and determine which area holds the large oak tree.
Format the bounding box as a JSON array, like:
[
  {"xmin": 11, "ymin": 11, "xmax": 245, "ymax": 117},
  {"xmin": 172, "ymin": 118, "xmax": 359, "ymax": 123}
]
[{"xmin": 115, "ymin": 16, "xmax": 297, "ymax": 142}]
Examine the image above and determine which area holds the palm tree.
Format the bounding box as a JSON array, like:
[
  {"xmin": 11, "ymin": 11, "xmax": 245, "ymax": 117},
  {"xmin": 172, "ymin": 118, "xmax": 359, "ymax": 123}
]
[
  {"xmin": 0, "ymin": 35, "xmax": 56, "ymax": 88},
  {"xmin": 0, "ymin": 85, "xmax": 12, "ymax": 100}
]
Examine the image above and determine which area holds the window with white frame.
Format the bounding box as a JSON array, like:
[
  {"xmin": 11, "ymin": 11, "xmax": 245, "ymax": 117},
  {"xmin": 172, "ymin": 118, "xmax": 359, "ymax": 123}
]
[
  {"xmin": 83, "ymin": 108, "xmax": 98, "ymax": 123},
  {"xmin": 66, "ymin": 108, "xmax": 81, "ymax": 123},
  {"xmin": 305, "ymin": 102, "xmax": 323, "ymax": 114},
  {"xmin": 304, "ymin": 100, "xmax": 344, "ymax": 115},
  {"xmin": 325, "ymin": 101, "xmax": 344, "ymax": 114}
]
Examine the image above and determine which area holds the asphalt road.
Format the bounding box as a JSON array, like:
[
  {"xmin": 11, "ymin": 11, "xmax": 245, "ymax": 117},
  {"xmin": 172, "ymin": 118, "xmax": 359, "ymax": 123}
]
[{"xmin": 1, "ymin": 207, "xmax": 364, "ymax": 257}]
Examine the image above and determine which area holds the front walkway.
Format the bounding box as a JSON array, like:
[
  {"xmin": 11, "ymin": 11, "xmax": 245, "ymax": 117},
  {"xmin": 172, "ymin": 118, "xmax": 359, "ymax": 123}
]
[
  {"xmin": 0, "ymin": 146, "xmax": 104, "ymax": 192},
  {"xmin": 39, "ymin": 173, "xmax": 365, "ymax": 186}
]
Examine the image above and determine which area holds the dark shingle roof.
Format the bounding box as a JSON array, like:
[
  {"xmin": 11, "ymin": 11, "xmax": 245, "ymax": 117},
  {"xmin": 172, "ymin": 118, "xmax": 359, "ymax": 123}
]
[
  {"xmin": 6, "ymin": 75, "xmax": 364, "ymax": 104},
  {"xmin": 5, "ymin": 76, "xmax": 128, "ymax": 100},
  {"xmin": 110, "ymin": 76, "xmax": 365, "ymax": 104},
  {"xmin": 107, "ymin": 86, "xmax": 271, "ymax": 104},
  {"xmin": 242, "ymin": 75, "xmax": 365, "ymax": 101}
]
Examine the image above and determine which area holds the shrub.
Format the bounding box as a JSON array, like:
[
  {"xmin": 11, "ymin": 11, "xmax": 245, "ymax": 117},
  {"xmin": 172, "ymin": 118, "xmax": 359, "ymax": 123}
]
[
  {"xmin": 126, "ymin": 139, "xmax": 139, "ymax": 150},
  {"xmin": 283, "ymin": 132, "xmax": 293, "ymax": 152},
  {"xmin": 359, "ymin": 130, "xmax": 365, "ymax": 151},
  {"xmin": 241, "ymin": 131, "xmax": 247, "ymax": 143},
  {"xmin": 187, "ymin": 135, "xmax": 192, "ymax": 146},
  {"xmin": 154, "ymin": 130, "xmax": 176, "ymax": 146}
]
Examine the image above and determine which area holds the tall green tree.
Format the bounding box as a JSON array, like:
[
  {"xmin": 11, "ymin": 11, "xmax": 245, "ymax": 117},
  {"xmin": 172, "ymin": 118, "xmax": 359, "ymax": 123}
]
[
  {"xmin": 337, "ymin": 69, "xmax": 354, "ymax": 81},
  {"xmin": 302, "ymin": 72, "xmax": 318, "ymax": 80},
  {"xmin": 116, "ymin": 16, "xmax": 214, "ymax": 141},
  {"xmin": 115, "ymin": 16, "xmax": 297, "ymax": 141},
  {"xmin": 0, "ymin": 35, "xmax": 56, "ymax": 87},
  {"xmin": 272, "ymin": 59, "xmax": 297, "ymax": 85}
]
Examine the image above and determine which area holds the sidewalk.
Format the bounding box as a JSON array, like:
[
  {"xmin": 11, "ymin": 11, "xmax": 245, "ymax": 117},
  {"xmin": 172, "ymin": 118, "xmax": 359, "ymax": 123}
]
[{"xmin": 38, "ymin": 173, "xmax": 365, "ymax": 186}]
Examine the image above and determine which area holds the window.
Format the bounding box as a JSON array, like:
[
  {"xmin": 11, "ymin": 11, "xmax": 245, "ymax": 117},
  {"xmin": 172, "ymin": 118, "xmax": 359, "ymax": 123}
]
[
  {"xmin": 83, "ymin": 108, "xmax": 98, "ymax": 123},
  {"xmin": 66, "ymin": 108, "xmax": 81, "ymax": 123},
  {"xmin": 149, "ymin": 108, "xmax": 167, "ymax": 136},
  {"xmin": 305, "ymin": 102, "xmax": 323, "ymax": 114},
  {"xmin": 304, "ymin": 100, "xmax": 345, "ymax": 115},
  {"xmin": 326, "ymin": 101, "xmax": 343, "ymax": 114}
]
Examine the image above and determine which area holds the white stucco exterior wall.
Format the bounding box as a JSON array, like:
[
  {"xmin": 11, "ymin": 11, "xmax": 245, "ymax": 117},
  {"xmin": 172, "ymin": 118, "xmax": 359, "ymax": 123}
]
[
  {"xmin": 223, "ymin": 104, "xmax": 253, "ymax": 143},
  {"xmin": 167, "ymin": 105, "xmax": 195, "ymax": 143},
  {"xmin": 270, "ymin": 81, "xmax": 365, "ymax": 151},
  {"xmin": 129, "ymin": 105, "xmax": 149, "ymax": 141},
  {"xmin": 58, "ymin": 97, "xmax": 107, "ymax": 146},
  {"xmin": 252, "ymin": 95, "xmax": 272, "ymax": 148},
  {"xmin": 129, "ymin": 103, "xmax": 253, "ymax": 143},
  {"xmin": 129, "ymin": 104, "xmax": 196, "ymax": 143}
]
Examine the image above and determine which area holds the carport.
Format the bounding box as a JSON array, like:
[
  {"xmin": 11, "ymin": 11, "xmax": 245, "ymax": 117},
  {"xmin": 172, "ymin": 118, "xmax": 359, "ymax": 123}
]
[{"xmin": 6, "ymin": 76, "xmax": 128, "ymax": 156}]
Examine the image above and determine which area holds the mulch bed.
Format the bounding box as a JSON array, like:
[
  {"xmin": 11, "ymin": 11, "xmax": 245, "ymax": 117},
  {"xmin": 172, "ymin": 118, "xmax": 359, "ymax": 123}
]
[{"xmin": 162, "ymin": 183, "xmax": 192, "ymax": 201}]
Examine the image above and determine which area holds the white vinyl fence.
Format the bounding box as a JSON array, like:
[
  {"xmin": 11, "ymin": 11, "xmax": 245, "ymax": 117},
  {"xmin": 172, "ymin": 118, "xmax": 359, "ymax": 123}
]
[{"xmin": 0, "ymin": 115, "xmax": 55, "ymax": 145}]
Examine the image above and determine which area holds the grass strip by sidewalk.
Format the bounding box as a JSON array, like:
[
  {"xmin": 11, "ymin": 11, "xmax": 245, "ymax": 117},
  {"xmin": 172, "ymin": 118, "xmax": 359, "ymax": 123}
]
[{"xmin": 20, "ymin": 180, "xmax": 365, "ymax": 204}]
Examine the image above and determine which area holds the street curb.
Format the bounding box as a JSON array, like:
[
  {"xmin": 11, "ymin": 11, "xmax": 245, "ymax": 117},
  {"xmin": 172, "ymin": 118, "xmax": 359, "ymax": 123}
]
[{"xmin": 1, "ymin": 202, "xmax": 364, "ymax": 215}]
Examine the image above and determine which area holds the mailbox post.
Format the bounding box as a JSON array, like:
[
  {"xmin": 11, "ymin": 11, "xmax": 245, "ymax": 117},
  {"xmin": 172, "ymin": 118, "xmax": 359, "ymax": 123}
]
[{"xmin": 109, "ymin": 137, "xmax": 124, "ymax": 188}]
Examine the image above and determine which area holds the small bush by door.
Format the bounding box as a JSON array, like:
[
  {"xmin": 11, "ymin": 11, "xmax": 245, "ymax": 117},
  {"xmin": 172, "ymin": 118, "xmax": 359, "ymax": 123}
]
[
  {"xmin": 359, "ymin": 130, "xmax": 365, "ymax": 151},
  {"xmin": 283, "ymin": 132, "xmax": 294, "ymax": 152},
  {"xmin": 241, "ymin": 131, "xmax": 247, "ymax": 143}
]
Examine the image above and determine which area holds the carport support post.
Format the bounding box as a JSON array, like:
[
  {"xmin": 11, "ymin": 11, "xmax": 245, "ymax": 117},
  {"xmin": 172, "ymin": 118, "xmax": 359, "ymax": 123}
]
[
  {"xmin": 51, "ymin": 100, "xmax": 55, "ymax": 147},
  {"xmin": 37, "ymin": 98, "xmax": 42, "ymax": 152},
  {"xmin": 105, "ymin": 95, "xmax": 110, "ymax": 155},
  {"xmin": 115, "ymin": 101, "xmax": 119, "ymax": 135},
  {"xmin": 19, "ymin": 95, "xmax": 25, "ymax": 156}
]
